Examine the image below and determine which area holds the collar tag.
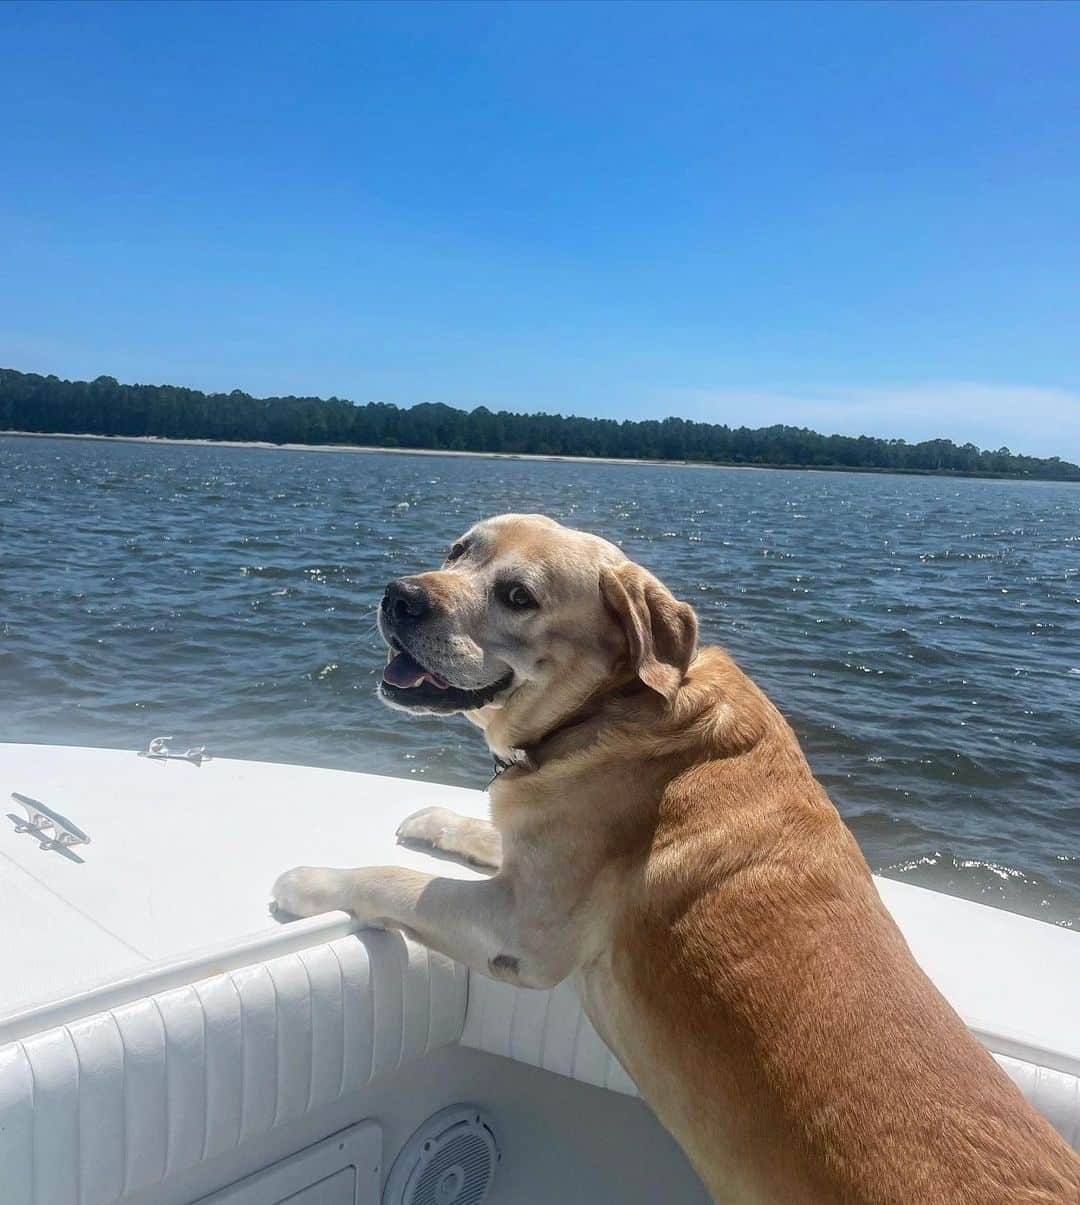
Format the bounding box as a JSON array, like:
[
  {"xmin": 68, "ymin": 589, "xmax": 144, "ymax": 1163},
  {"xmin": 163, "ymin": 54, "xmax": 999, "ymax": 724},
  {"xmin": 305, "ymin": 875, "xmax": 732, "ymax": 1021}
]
[{"xmin": 489, "ymin": 746, "xmax": 536, "ymax": 785}]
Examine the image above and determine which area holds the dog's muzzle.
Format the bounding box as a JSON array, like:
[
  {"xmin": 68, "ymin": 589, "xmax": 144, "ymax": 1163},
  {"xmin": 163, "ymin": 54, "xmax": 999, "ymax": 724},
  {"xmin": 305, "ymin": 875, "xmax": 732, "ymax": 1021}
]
[{"xmin": 376, "ymin": 578, "xmax": 512, "ymax": 713}]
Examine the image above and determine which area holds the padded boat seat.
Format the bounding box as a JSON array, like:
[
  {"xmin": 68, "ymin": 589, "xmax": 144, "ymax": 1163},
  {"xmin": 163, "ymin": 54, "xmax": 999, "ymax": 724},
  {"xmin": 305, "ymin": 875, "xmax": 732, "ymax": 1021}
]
[{"xmin": 0, "ymin": 932, "xmax": 467, "ymax": 1205}]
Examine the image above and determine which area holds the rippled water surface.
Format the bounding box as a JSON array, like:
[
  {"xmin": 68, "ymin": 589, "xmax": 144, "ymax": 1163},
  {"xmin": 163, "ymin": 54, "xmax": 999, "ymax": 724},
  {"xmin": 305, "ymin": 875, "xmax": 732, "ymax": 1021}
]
[{"xmin": 2, "ymin": 435, "xmax": 1077, "ymax": 925}]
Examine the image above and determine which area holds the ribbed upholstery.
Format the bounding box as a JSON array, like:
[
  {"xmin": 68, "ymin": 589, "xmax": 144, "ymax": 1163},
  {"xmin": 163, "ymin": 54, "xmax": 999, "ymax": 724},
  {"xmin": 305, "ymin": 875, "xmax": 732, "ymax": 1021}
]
[
  {"xmin": 460, "ymin": 976, "xmax": 637, "ymax": 1096},
  {"xmin": 995, "ymin": 1053, "xmax": 1080, "ymax": 1151},
  {"xmin": 461, "ymin": 975, "xmax": 1080, "ymax": 1151},
  {"xmin": 0, "ymin": 932, "xmax": 466, "ymax": 1205},
  {"xmin": 2, "ymin": 943, "xmax": 1077, "ymax": 1205}
]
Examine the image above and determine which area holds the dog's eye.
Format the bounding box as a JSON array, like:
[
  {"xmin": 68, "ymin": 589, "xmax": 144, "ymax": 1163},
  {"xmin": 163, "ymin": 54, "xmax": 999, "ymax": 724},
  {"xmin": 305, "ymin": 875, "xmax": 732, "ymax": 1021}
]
[
  {"xmin": 446, "ymin": 541, "xmax": 468, "ymax": 563},
  {"xmin": 500, "ymin": 583, "xmax": 537, "ymax": 610}
]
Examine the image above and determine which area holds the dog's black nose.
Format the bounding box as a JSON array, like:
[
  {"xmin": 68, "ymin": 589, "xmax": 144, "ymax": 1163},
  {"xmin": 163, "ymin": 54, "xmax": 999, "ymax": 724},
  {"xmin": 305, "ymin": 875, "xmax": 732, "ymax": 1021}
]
[{"xmin": 382, "ymin": 578, "xmax": 431, "ymax": 626}]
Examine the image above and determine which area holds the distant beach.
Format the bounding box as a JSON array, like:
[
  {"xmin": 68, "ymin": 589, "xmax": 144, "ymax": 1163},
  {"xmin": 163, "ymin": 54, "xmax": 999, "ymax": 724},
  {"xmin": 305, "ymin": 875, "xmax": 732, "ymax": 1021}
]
[
  {"xmin": 0, "ymin": 429, "xmax": 743, "ymax": 470},
  {"xmin": 1, "ymin": 430, "xmax": 1065, "ymax": 480}
]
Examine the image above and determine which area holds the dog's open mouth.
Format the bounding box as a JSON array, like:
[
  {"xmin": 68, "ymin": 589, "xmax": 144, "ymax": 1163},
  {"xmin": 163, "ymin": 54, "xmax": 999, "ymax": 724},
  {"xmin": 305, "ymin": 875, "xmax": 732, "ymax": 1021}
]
[
  {"xmin": 383, "ymin": 649, "xmax": 450, "ymax": 691},
  {"xmin": 379, "ymin": 640, "xmax": 512, "ymax": 713}
]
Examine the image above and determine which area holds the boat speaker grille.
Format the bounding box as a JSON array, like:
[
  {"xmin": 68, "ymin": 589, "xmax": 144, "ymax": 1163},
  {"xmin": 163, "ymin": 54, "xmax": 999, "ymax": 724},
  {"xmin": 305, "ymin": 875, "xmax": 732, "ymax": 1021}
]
[{"xmin": 382, "ymin": 1105, "xmax": 499, "ymax": 1205}]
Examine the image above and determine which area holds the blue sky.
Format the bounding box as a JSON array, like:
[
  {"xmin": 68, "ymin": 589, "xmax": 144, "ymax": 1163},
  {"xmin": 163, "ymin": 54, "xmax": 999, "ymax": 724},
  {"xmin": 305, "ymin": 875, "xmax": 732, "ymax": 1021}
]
[{"xmin": 3, "ymin": 1, "xmax": 1079, "ymax": 459}]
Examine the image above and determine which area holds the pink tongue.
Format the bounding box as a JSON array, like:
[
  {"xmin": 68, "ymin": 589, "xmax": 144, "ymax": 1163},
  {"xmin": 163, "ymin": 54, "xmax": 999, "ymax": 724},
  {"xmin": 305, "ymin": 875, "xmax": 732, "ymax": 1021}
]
[{"xmin": 383, "ymin": 652, "xmax": 448, "ymax": 689}]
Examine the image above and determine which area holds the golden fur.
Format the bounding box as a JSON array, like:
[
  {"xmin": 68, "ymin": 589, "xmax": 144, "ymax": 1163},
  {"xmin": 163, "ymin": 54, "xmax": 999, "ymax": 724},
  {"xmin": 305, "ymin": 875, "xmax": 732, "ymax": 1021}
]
[{"xmin": 275, "ymin": 513, "xmax": 1080, "ymax": 1204}]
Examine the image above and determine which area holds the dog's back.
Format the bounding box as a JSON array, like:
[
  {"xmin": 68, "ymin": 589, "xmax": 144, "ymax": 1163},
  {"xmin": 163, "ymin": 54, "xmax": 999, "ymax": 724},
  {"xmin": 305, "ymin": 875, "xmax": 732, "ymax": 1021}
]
[{"xmin": 594, "ymin": 647, "xmax": 1080, "ymax": 1204}]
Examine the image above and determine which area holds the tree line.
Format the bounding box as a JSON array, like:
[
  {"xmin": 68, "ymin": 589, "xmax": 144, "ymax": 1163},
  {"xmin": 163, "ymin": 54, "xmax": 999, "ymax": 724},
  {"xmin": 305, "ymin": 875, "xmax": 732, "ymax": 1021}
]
[{"xmin": 2, "ymin": 367, "xmax": 1077, "ymax": 480}]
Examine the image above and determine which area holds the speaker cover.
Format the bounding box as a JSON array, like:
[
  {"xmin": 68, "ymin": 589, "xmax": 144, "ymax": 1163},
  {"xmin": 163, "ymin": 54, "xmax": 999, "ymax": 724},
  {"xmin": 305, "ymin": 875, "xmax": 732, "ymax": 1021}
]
[{"xmin": 382, "ymin": 1105, "xmax": 500, "ymax": 1205}]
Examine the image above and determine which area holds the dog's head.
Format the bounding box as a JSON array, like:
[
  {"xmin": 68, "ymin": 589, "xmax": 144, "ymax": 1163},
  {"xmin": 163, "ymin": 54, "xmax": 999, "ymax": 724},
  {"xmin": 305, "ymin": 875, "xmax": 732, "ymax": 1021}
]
[{"xmin": 377, "ymin": 514, "xmax": 698, "ymax": 745}]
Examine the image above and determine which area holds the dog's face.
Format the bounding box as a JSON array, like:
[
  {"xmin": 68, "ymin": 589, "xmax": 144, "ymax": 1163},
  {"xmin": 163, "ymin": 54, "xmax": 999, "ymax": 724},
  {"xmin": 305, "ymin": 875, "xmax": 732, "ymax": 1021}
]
[{"xmin": 377, "ymin": 513, "xmax": 698, "ymax": 743}]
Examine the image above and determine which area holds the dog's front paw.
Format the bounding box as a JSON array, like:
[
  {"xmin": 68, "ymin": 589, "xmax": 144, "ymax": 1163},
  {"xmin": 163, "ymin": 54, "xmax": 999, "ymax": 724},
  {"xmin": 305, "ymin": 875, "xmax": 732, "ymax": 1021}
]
[
  {"xmin": 271, "ymin": 866, "xmax": 352, "ymax": 920},
  {"xmin": 396, "ymin": 806, "xmax": 460, "ymax": 851}
]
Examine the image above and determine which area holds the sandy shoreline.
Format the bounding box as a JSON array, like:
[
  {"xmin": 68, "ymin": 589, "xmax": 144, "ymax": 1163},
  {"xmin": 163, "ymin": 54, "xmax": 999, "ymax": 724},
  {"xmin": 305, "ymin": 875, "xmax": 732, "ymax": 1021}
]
[
  {"xmin": 0, "ymin": 429, "xmax": 726, "ymax": 470},
  {"xmin": 2, "ymin": 429, "xmax": 1073, "ymax": 481}
]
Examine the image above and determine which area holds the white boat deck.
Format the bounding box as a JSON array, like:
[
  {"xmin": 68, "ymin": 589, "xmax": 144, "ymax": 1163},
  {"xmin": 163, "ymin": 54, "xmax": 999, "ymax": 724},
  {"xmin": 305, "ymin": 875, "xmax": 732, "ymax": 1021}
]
[{"xmin": 0, "ymin": 744, "xmax": 488, "ymax": 1037}]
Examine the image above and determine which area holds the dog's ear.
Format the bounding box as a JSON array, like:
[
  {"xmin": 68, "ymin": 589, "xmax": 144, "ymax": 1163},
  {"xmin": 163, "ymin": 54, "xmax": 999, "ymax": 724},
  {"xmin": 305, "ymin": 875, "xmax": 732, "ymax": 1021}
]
[{"xmin": 600, "ymin": 562, "xmax": 698, "ymax": 703}]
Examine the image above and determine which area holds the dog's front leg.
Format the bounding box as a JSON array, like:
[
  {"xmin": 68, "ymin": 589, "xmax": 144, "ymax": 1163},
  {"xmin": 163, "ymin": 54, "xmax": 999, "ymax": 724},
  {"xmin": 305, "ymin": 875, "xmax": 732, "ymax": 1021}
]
[
  {"xmin": 396, "ymin": 806, "xmax": 502, "ymax": 870},
  {"xmin": 271, "ymin": 866, "xmax": 554, "ymax": 987}
]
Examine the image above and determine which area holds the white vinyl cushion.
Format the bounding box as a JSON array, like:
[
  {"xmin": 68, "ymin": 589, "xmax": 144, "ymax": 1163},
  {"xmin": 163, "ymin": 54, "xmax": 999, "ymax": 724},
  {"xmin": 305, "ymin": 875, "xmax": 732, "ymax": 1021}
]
[
  {"xmin": 0, "ymin": 931, "xmax": 466, "ymax": 1205},
  {"xmin": 461, "ymin": 976, "xmax": 637, "ymax": 1096},
  {"xmin": 995, "ymin": 1054, "xmax": 1080, "ymax": 1151},
  {"xmin": 1, "ymin": 938, "xmax": 1077, "ymax": 1205}
]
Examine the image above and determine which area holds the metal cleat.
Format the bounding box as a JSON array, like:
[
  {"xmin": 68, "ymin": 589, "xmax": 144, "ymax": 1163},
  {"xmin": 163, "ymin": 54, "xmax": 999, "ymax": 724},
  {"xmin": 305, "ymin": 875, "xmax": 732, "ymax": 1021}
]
[
  {"xmin": 138, "ymin": 736, "xmax": 210, "ymax": 766},
  {"xmin": 6, "ymin": 793, "xmax": 90, "ymax": 863}
]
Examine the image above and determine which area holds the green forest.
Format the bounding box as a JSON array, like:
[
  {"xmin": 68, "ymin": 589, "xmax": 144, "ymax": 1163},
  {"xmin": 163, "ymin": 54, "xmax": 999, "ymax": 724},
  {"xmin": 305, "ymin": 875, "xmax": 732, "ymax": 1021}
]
[{"xmin": 2, "ymin": 367, "xmax": 1077, "ymax": 480}]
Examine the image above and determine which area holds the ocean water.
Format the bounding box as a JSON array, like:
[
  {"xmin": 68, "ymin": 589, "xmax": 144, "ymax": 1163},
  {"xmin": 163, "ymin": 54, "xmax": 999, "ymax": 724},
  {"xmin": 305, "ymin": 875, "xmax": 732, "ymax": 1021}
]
[{"xmin": 1, "ymin": 435, "xmax": 1077, "ymax": 926}]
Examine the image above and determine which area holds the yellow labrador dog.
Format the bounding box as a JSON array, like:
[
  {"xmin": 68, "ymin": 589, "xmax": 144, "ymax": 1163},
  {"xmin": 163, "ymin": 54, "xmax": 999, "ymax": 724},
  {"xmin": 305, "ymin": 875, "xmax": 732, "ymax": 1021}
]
[{"xmin": 273, "ymin": 513, "xmax": 1079, "ymax": 1204}]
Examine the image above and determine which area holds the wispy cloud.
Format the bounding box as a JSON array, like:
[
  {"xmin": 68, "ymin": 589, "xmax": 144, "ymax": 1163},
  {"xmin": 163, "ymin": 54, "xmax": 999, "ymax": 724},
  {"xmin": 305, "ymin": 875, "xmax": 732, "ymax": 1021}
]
[{"xmin": 666, "ymin": 382, "xmax": 1080, "ymax": 463}]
